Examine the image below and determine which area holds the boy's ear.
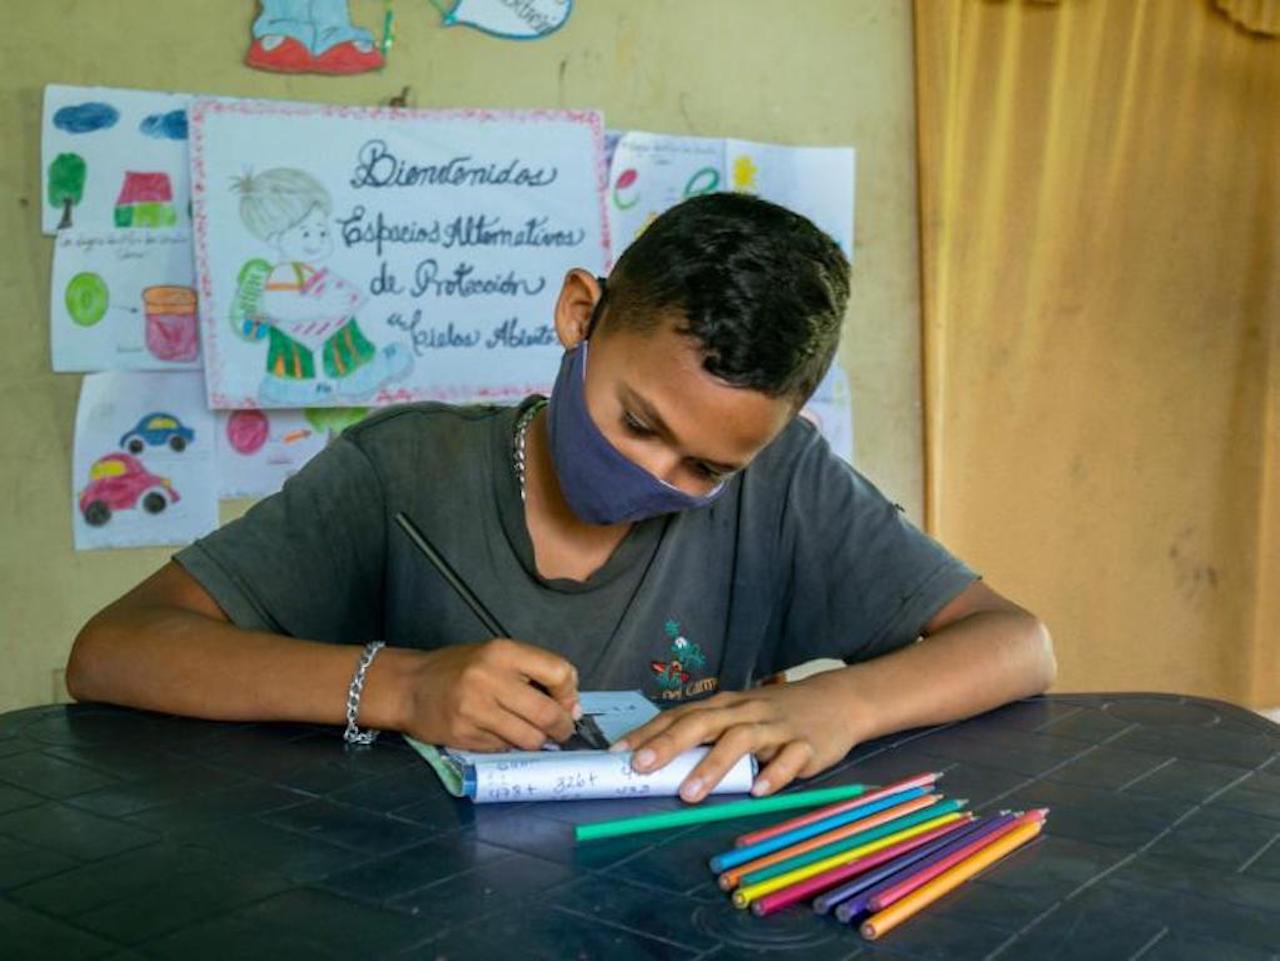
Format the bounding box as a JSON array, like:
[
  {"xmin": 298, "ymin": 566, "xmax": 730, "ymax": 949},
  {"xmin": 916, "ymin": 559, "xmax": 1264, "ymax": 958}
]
[{"xmin": 553, "ymin": 269, "xmax": 604, "ymax": 349}]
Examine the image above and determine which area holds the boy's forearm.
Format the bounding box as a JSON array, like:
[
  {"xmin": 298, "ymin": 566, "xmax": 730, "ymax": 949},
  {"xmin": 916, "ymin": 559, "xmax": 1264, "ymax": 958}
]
[
  {"xmin": 828, "ymin": 610, "xmax": 1056, "ymax": 745},
  {"xmin": 67, "ymin": 604, "xmax": 420, "ymax": 733}
]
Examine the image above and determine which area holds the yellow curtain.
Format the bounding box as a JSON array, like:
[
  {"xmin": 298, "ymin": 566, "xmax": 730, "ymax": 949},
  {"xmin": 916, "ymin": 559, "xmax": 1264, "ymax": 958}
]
[{"xmin": 914, "ymin": 0, "xmax": 1280, "ymax": 705}]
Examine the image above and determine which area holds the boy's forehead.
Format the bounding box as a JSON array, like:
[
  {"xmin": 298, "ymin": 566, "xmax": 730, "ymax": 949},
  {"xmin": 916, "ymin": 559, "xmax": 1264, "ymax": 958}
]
[{"xmin": 598, "ymin": 319, "xmax": 793, "ymax": 456}]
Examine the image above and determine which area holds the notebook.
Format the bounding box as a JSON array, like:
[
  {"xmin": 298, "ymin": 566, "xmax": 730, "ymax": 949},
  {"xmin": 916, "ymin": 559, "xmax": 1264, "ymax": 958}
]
[{"xmin": 405, "ymin": 690, "xmax": 757, "ymax": 803}]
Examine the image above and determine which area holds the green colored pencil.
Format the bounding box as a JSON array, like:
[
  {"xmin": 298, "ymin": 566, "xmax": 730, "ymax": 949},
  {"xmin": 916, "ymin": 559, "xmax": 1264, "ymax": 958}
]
[
  {"xmin": 737, "ymin": 799, "xmax": 970, "ymax": 886},
  {"xmin": 574, "ymin": 784, "xmax": 869, "ymax": 842}
]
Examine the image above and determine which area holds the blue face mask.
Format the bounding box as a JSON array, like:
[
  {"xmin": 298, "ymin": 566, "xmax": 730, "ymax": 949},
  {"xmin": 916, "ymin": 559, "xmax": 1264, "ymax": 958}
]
[{"xmin": 546, "ymin": 341, "xmax": 727, "ymax": 525}]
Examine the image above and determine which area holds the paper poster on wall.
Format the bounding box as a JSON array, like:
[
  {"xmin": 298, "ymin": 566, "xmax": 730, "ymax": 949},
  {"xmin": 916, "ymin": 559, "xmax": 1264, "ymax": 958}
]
[
  {"xmin": 50, "ymin": 229, "xmax": 200, "ymax": 372},
  {"xmin": 42, "ymin": 85, "xmax": 192, "ymax": 236},
  {"xmin": 215, "ymin": 408, "xmax": 329, "ymax": 498},
  {"xmin": 190, "ymin": 98, "xmax": 608, "ymax": 409},
  {"xmin": 606, "ymin": 131, "xmax": 855, "ymax": 262},
  {"xmin": 245, "ymin": 0, "xmax": 387, "ymax": 74},
  {"xmin": 431, "ymin": 0, "xmax": 572, "ymax": 39},
  {"xmin": 725, "ymin": 139, "xmax": 856, "ymax": 258},
  {"xmin": 799, "ymin": 363, "xmax": 855, "ymax": 465},
  {"xmin": 72, "ymin": 372, "xmax": 217, "ymax": 550}
]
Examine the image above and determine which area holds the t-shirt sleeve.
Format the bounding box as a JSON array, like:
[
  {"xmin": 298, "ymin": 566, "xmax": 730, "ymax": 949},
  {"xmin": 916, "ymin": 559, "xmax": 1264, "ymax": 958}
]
[
  {"xmin": 774, "ymin": 426, "xmax": 978, "ymax": 669},
  {"xmin": 172, "ymin": 434, "xmax": 386, "ymax": 644}
]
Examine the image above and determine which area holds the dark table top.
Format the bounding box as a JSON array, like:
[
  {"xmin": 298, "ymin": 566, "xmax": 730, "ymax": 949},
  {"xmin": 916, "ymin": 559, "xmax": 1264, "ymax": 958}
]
[{"xmin": 2, "ymin": 693, "xmax": 1279, "ymax": 961}]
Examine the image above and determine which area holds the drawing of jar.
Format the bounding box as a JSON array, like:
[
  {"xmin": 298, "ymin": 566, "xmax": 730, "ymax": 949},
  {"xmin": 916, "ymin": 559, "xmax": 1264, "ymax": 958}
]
[{"xmin": 143, "ymin": 286, "xmax": 199, "ymax": 362}]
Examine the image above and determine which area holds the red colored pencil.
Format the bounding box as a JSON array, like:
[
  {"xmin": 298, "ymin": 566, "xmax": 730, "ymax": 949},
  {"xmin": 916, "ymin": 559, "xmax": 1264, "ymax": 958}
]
[
  {"xmin": 866, "ymin": 808, "xmax": 1048, "ymax": 911},
  {"xmin": 748, "ymin": 815, "xmax": 975, "ymax": 917},
  {"xmin": 734, "ymin": 771, "xmax": 943, "ymax": 848}
]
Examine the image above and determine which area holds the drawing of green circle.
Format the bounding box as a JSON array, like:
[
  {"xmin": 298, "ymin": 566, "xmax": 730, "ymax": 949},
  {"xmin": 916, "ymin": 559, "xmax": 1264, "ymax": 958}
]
[{"xmin": 66, "ymin": 272, "xmax": 109, "ymax": 327}]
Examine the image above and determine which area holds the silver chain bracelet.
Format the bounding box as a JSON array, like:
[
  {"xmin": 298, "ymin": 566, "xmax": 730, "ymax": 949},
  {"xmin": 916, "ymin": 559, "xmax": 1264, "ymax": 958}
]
[{"xmin": 343, "ymin": 640, "xmax": 386, "ymax": 746}]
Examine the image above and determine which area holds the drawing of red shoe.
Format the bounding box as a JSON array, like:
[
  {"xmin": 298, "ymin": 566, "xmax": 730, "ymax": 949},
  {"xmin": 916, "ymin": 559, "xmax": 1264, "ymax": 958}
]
[
  {"xmin": 312, "ymin": 40, "xmax": 384, "ymax": 75},
  {"xmin": 245, "ymin": 36, "xmax": 314, "ymax": 74}
]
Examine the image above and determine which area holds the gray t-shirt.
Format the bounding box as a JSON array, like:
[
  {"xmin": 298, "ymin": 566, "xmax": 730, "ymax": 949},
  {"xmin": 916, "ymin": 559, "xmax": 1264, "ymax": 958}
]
[{"xmin": 175, "ymin": 398, "xmax": 976, "ymax": 704}]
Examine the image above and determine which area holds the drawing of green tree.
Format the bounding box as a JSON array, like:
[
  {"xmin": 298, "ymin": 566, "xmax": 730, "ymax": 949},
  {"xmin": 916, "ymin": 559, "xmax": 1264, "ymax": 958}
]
[{"xmin": 48, "ymin": 153, "xmax": 87, "ymax": 229}]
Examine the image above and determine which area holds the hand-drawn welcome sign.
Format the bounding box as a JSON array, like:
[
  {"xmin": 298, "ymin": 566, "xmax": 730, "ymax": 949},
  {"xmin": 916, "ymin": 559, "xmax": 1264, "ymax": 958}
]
[{"xmin": 190, "ymin": 99, "xmax": 608, "ymax": 409}]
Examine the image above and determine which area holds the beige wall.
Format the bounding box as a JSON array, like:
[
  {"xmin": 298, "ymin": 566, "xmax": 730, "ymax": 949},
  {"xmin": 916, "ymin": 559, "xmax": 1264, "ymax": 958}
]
[{"xmin": 0, "ymin": 2, "xmax": 924, "ymax": 711}]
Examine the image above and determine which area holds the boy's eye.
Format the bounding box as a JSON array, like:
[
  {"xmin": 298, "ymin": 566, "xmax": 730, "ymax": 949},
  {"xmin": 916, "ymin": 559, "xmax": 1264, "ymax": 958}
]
[
  {"xmin": 622, "ymin": 411, "xmax": 655, "ymax": 436},
  {"xmin": 693, "ymin": 462, "xmax": 726, "ymax": 482}
]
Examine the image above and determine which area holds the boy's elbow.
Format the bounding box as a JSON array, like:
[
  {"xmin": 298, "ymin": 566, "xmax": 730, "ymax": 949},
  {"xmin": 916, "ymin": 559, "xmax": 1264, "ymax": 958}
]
[
  {"xmin": 66, "ymin": 612, "xmax": 115, "ymax": 703},
  {"xmin": 1024, "ymin": 615, "xmax": 1057, "ymax": 694}
]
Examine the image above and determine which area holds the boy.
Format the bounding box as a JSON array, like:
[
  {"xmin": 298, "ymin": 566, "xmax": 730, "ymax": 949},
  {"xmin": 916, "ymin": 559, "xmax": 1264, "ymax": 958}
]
[{"xmin": 68, "ymin": 194, "xmax": 1055, "ymax": 803}]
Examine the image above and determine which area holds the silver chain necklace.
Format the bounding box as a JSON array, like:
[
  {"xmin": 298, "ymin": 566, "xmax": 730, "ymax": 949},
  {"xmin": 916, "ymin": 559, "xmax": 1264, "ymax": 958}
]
[{"xmin": 512, "ymin": 399, "xmax": 547, "ymax": 502}]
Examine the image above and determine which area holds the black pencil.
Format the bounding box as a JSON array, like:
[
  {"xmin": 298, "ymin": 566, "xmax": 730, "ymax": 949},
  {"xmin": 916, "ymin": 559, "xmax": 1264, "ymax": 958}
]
[
  {"xmin": 394, "ymin": 511, "xmax": 507, "ymax": 638},
  {"xmin": 392, "ymin": 510, "xmax": 608, "ymax": 749}
]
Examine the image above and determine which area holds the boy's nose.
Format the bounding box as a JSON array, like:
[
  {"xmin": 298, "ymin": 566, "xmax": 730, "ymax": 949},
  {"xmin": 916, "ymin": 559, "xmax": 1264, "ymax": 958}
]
[{"xmin": 634, "ymin": 449, "xmax": 697, "ymax": 494}]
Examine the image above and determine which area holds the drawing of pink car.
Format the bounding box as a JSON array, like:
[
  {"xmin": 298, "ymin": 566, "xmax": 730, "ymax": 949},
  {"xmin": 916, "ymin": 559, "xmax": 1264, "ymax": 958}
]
[{"xmin": 78, "ymin": 452, "xmax": 181, "ymax": 527}]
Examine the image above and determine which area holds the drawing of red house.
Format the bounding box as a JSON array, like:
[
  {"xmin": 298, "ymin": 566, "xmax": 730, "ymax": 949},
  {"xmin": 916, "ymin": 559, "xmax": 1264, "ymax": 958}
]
[{"xmin": 115, "ymin": 172, "xmax": 177, "ymax": 227}]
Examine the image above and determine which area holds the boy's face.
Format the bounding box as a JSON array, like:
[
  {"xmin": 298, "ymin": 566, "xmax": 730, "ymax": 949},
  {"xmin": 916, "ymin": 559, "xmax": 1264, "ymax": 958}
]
[
  {"xmin": 274, "ymin": 206, "xmax": 332, "ymax": 263},
  {"xmin": 576, "ymin": 312, "xmax": 795, "ymax": 497}
]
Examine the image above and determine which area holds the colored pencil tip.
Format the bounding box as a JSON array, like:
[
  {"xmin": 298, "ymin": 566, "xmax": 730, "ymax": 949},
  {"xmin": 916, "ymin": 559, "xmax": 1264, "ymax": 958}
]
[{"xmin": 718, "ymin": 874, "xmax": 735, "ymax": 891}]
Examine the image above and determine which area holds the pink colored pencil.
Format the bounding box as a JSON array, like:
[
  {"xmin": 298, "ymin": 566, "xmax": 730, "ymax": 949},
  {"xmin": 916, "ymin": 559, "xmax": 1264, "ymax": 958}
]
[
  {"xmin": 734, "ymin": 771, "xmax": 943, "ymax": 848},
  {"xmin": 866, "ymin": 808, "xmax": 1049, "ymax": 911},
  {"xmin": 718, "ymin": 793, "xmax": 944, "ymax": 891},
  {"xmin": 746, "ymin": 816, "xmax": 975, "ymax": 917}
]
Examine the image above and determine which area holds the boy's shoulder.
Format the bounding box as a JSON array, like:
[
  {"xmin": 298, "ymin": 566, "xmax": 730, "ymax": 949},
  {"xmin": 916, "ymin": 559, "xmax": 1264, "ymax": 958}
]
[
  {"xmin": 751, "ymin": 412, "xmax": 828, "ymax": 474},
  {"xmin": 342, "ymin": 400, "xmax": 517, "ymax": 454}
]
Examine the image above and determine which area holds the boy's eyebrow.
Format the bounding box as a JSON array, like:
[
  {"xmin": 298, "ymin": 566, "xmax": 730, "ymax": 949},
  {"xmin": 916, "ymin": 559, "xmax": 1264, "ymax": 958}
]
[{"xmin": 622, "ymin": 386, "xmax": 745, "ymax": 474}]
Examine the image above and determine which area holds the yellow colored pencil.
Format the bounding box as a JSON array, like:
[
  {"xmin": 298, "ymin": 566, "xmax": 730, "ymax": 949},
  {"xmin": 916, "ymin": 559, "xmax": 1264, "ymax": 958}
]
[
  {"xmin": 859, "ymin": 819, "xmax": 1044, "ymax": 940},
  {"xmin": 718, "ymin": 793, "xmax": 943, "ymax": 891},
  {"xmin": 731, "ymin": 812, "xmax": 965, "ymax": 908}
]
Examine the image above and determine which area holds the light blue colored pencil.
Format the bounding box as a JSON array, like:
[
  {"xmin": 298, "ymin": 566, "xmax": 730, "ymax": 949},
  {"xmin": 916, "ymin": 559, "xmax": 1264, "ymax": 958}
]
[
  {"xmin": 738, "ymin": 798, "xmax": 969, "ymax": 887},
  {"xmin": 708, "ymin": 786, "xmax": 929, "ymax": 873}
]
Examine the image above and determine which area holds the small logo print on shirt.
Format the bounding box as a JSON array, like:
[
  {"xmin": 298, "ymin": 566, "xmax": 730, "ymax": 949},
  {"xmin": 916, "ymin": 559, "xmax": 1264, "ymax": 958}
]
[{"xmin": 650, "ymin": 619, "xmax": 717, "ymax": 701}]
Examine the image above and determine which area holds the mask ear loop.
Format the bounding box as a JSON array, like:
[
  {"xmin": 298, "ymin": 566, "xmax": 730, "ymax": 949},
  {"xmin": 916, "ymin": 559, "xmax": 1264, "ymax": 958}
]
[{"xmin": 584, "ymin": 276, "xmax": 608, "ymax": 340}]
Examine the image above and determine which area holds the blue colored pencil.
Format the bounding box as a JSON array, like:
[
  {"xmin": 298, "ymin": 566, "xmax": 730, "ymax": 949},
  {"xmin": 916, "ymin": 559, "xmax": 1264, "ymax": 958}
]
[
  {"xmin": 834, "ymin": 811, "xmax": 1020, "ymax": 923},
  {"xmin": 737, "ymin": 800, "xmax": 968, "ymax": 888},
  {"xmin": 708, "ymin": 787, "xmax": 929, "ymax": 873},
  {"xmin": 811, "ymin": 815, "xmax": 993, "ymax": 914}
]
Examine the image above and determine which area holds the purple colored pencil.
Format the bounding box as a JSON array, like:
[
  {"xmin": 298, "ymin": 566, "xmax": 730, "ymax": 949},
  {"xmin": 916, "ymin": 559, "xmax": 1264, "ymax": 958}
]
[
  {"xmin": 811, "ymin": 815, "xmax": 993, "ymax": 915},
  {"xmin": 833, "ymin": 811, "xmax": 1020, "ymax": 923}
]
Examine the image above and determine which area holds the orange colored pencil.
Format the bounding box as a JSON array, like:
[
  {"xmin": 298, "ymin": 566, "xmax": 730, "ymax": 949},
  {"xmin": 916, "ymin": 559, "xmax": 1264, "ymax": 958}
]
[
  {"xmin": 866, "ymin": 808, "xmax": 1047, "ymax": 911},
  {"xmin": 859, "ymin": 819, "xmax": 1045, "ymax": 940},
  {"xmin": 734, "ymin": 771, "xmax": 942, "ymax": 848},
  {"xmin": 718, "ymin": 793, "xmax": 943, "ymax": 891}
]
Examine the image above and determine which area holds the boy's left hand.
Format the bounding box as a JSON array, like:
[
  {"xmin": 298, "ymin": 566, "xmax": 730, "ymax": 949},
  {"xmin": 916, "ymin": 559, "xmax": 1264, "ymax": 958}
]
[{"xmin": 612, "ymin": 672, "xmax": 861, "ymax": 803}]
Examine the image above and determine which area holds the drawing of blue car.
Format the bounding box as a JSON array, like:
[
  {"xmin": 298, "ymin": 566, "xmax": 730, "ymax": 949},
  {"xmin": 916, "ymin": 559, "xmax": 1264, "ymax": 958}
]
[{"xmin": 119, "ymin": 412, "xmax": 195, "ymax": 454}]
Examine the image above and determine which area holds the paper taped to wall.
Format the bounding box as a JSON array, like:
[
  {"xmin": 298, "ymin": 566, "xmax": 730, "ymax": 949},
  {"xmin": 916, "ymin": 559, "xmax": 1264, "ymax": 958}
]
[
  {"xmin": 42, "ymin": 84, "xmax": 192, "ymax": 236},
  {"xmin": 51, "ymin": 228, "xmax": 200, "ymax": 372},
  {"xmin": 72, "ymin": 371, "xmax": 217, "ymax": 550}
]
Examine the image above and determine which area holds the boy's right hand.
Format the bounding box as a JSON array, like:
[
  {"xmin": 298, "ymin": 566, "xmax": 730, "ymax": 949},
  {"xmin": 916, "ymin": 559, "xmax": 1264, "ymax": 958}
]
[{"xmin": 390, "ymin": 639, "xmax": 581, "ymax": 752}]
